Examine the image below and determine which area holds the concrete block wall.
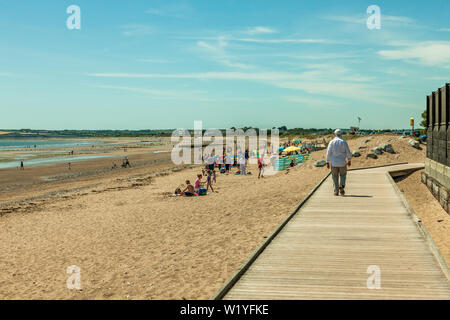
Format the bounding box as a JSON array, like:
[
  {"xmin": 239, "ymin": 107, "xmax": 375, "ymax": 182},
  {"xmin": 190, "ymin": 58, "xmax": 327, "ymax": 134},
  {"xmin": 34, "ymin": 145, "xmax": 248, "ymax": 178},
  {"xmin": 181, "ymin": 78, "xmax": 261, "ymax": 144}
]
[{"xmin": 422, "ymin": 171, "xmax": 450, "ymax": 214}]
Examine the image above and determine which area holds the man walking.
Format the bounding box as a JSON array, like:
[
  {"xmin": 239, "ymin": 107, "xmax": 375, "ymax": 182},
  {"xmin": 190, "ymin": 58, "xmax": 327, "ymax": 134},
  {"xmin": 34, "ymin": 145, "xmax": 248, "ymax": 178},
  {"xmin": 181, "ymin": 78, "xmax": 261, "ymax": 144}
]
[{"xmin": 326, "ymin": 129, "xmax": 352, "ymax": 196}]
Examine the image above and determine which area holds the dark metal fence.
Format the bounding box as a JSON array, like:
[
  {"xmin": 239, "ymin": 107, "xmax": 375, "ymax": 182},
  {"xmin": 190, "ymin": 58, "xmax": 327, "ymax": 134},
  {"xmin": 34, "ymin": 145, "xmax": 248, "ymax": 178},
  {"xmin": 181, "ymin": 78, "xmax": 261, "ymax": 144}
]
[{"xmin": 426, "ymin": 83, "xmax": 449, "ymax": 166}]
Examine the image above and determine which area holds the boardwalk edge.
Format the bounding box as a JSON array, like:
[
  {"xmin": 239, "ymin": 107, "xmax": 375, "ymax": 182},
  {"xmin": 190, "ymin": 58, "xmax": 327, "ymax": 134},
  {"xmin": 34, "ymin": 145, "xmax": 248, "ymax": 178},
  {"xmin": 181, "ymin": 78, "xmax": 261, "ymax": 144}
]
[
  {"xmin": 210, "ymin": 171, "xmax": 332, "ymax": 300},
  {"xmin": 386, "ymin": 167, "xmax": 450, "ymax": 281}
]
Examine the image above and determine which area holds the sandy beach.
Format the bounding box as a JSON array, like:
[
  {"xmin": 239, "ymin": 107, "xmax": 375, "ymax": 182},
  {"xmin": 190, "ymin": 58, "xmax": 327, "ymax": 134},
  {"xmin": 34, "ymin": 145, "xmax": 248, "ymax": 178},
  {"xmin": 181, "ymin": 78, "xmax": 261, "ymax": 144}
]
[
  {"xmin": 0, "ymin": 135, "xmax": 443, "ymax": 299},
  {"xmin": 397, "ymin": 170, "xmax": 450, "ymax": 264}
]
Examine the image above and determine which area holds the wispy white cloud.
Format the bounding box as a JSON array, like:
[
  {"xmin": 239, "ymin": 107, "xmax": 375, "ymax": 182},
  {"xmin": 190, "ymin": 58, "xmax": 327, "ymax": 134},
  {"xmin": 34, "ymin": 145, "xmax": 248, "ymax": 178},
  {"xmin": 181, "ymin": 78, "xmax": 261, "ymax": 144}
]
[
  {"xmin": 232, "ymin": 37, "xmax": 334, "ymax": 44},
  {"xmin": 88, "ymin": 65, "xmax": 373, "ymax": 84},
  {"xmin": 146, "ymin": 8, "xmax": 162, "ymax": 15},
  {"xmin": 425, "ymin": 76, "xmax": 450, "ymax": 81},
  {"xmin": 88, "ymin": 65, "xmax": 404, "ymax": 108},
  {"xmin": 381, "ymin": 68, "xmax": 408, "ymax": 77},
  {"xmin": 383, "ymin": 15, "xmax": 415, "ymax": 24},
  {"xmin": 120, "ymin": 24, "xmax": 156, "ymax": 36},
  {"xmin": 145, "ymin": 4, "xmax": 193, "ymax": 19},
  {"xmin": 91, "ymin": 85, "xmax": 211, "ymax": 101},
  {"xmin": 378, "ymin": 41, "xmax": 450, "ymax": 67},
  {"xmin": 437, "ymin": 28, "xmax": 450, "ymax": 32},
  {"xmin": 245, "ymin": 26, "xmax": 278, "ymax": 35},
  {"xmin": 196, "ymin": 37, "xmax": 252, "ymax": 69},
  {"xmin": 138, "ymin": 58, "xmax": 174, "ymax": 64},
  {"xmin": 88, "ymin": 71, "xmax": 307, "ymax": 81},
  {"xmin": 180, "ymin": 35, "xmax": 338, "ymax": 44},
  {"xmin": 284, "ymin": 96, "xmax": 344, "ymax": 109},
  {"xmin": 322, "ymin": 14, "xmax": 415, "ymax": 25},
  {"xmin": 272, "ymin": 52, "xmax": 361, "ymax": 60}
]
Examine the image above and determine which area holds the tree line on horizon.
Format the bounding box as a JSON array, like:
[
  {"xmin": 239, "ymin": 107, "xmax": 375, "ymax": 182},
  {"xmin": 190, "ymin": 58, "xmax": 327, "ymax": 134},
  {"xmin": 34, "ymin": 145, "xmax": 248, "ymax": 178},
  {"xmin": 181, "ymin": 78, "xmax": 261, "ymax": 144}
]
[{"xmin": 0, "ymin": 125, "xmax": 423, "ymax": 139}]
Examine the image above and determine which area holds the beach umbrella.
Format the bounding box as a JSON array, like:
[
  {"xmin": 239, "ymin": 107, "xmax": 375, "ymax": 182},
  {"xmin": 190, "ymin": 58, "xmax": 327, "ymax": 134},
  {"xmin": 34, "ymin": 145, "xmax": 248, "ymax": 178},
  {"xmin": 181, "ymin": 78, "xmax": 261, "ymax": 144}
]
[
  {"xmin": 278, "ymin": 146, "xmax": 285, "ymax": 151},
  {"xmin": 282, "ymin": 146, "xmax": 301, "ymax": 153}
]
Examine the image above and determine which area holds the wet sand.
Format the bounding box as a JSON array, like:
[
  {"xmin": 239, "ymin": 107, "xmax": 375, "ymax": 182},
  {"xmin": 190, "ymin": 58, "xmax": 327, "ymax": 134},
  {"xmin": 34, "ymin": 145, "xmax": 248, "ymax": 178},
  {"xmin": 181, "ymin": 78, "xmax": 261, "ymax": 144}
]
[{"xmin": 0, "ymin": 138, "xmax": 174, "ymax": 204}]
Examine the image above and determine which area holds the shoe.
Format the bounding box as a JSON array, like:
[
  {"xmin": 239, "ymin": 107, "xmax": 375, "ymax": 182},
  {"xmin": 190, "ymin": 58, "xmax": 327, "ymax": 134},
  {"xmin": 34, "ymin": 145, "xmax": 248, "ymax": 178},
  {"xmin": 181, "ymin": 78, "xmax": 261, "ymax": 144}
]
[
  {"xmin": 339, "ymin": 187, "xmax": 345, "ymax": 196},
  {"xmin": 334, "ymin": 191, "xmax": 339, "ymax": 196}
]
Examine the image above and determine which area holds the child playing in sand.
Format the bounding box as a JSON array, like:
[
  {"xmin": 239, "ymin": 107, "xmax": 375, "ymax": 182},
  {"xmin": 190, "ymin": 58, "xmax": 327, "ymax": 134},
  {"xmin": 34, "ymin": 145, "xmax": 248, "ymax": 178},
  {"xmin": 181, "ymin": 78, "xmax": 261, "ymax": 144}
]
[
  {"xmin": 182, "ymin": 180, "xmax": 195, "ymax": 197},
  {"xmin": 194, "ymin": 174, "xmax": 203, "ymax": 193},
  {"xmin": 258, "ymin": 157, "xmax": 264, "ymax": 179},
  {"xmin": 205, "ymin": 171, "xmax": 214, "ymax": 192}
]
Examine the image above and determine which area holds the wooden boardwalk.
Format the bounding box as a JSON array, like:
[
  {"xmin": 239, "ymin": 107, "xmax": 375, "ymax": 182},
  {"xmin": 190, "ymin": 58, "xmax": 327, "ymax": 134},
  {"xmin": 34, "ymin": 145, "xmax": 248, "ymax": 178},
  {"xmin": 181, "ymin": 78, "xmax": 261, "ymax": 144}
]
[{"xmin": 223, "ymin": 164, "xmax": 450, "ymax": 299}]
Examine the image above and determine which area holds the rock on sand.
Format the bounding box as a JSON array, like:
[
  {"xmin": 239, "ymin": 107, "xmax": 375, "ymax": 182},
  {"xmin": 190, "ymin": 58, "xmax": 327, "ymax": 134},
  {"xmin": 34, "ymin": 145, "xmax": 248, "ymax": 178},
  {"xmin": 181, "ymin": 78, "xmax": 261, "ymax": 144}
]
[
  {"xmin": 409, "ymin": 139, "xmax": 421, "ymax": 149},
  {"xmin": 372, "ymin": 147, "xmax": 383, "ymax": 155},
  {"xmin": 314, "ymin": 160, "xmax": 327, "ymax": 167}
]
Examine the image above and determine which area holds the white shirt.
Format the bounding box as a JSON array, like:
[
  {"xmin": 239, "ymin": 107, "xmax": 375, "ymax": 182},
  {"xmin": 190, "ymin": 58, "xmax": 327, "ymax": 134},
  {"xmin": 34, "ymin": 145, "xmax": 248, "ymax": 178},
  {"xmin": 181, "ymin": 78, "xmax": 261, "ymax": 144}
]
[
  {"xmin": 270, "ymin": 154, "xmax": 277, "ymax": 164},
  {"xmin": 326, "ymin": 136, "xmax": 352, "ymax": 167},
  {"xmin": 206, "ymin": 156, "xmax": 215, "ymax": 164}
]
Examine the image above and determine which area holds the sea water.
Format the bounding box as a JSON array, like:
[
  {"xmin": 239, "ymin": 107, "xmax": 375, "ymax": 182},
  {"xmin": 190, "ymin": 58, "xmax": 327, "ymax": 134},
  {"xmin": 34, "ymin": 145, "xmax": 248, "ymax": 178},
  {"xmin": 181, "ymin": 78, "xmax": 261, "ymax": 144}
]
[
  {"xmin": 0, "ymin": 139, "xmax": 103, "ymax": 149},
  {"xmin": 0, "ymin": 155, "xmax": 119, "ymax": 169}
]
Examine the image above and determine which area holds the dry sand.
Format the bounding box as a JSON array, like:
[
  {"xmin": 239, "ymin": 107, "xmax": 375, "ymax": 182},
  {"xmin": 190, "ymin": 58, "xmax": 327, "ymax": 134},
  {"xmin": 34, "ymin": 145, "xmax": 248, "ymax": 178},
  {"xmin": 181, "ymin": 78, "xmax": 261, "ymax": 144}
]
[
  {"xmin": 396, "ymin": 170, "xmax": 450, "ymax": 265},
  {"xmin": 0, "ymin": 135, "xmax": 438, "ymax": 299}
]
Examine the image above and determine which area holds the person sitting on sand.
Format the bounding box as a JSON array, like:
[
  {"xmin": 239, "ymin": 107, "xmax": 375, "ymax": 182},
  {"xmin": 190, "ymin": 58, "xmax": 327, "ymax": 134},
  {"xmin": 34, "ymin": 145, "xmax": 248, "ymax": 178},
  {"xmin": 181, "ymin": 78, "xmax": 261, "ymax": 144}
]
[
  {"xmin": 194, "ymin": 174, "xmax": 203, "ymax": 193},
  {"xmin": 182, "ymin": 180, "xmax": 195, "ymax": 197}
]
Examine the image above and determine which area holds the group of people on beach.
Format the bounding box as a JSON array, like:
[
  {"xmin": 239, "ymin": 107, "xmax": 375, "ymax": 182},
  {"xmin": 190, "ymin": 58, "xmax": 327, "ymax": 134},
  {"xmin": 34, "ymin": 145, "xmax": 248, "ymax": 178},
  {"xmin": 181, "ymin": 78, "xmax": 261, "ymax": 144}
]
[
  {"xmin": 178, "ymin": 169, "xmax": 217, "ymax": 197},
  {"xmin": 111, "ymin": 156, "xmax": 131, "ymax": 169},
  {"xmin": 176, "ymin": 147, "xmax": 275, "ymax": 197},
  {"xmin": 176, "ymin": 130, "xmax": 352, "ymax": 198}
]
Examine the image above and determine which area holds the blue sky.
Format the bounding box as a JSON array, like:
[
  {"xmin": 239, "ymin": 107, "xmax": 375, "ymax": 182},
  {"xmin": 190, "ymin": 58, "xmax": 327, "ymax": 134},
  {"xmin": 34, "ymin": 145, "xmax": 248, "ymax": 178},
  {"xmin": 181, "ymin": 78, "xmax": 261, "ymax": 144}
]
[{"xmin": 1, "ymin": 0, "xmax": 449, "ymax": 130}]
